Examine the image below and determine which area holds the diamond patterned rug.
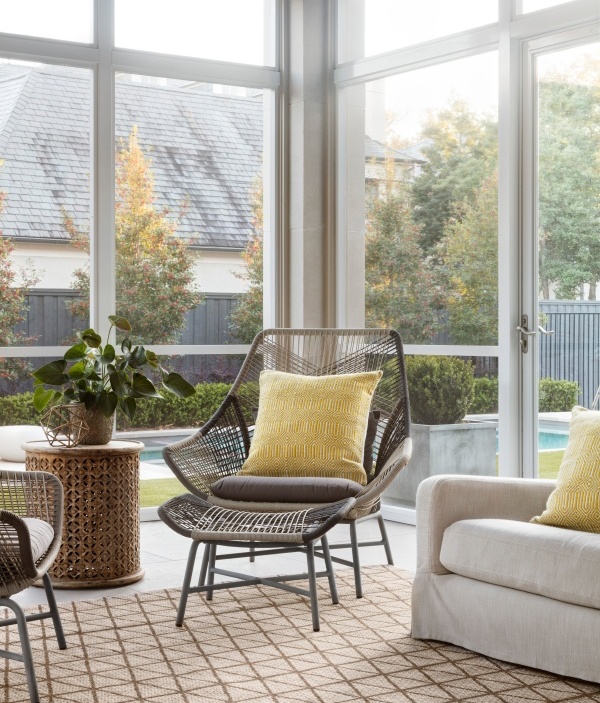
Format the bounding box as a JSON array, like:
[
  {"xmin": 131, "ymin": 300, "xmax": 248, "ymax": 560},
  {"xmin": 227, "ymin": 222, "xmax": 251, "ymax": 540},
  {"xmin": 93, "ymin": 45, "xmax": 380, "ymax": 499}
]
[{"xmin": 4, "ymin": 566, "xmax": 600, "ymax": 702}]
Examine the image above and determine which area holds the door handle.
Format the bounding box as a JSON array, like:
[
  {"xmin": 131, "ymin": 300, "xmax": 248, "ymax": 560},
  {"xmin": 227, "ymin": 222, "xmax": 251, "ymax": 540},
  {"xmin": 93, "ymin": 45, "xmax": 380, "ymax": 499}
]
[
  {"xmin": 516, "ymin": 314, "xmax": 535, "ymax": 353},
  {"xmin": 538, "ymin": 325, "xmax": 554, "ymax": 335}
]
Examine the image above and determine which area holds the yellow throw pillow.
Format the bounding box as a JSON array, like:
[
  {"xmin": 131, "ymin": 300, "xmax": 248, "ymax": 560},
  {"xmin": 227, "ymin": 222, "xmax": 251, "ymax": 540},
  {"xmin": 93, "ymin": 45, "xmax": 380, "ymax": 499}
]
[
  {"xmin": 531, "ymin": 406, "xmax": 600, "ymax": 532},
  {"xmin": 240, "ymin": 369, "xmax": 383, "ymax": 486}
]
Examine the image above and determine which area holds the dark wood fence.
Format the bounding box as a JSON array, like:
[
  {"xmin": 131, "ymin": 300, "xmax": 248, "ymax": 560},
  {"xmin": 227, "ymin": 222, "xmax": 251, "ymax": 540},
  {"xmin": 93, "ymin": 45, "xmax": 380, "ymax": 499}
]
[
  {"xmin": 6, "ymin": 293, "xmax": 600, "ymax": 406},
  {"xmin": 5, "ymin": 291, "xmax": 244, "ymax": 393}
]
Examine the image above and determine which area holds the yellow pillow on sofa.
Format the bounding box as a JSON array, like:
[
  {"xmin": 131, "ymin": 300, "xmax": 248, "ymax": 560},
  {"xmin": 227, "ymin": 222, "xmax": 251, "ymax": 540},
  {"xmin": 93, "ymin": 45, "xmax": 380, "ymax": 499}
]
[
  {"xmin": 531, "ymin": 406, "xmax": 600, "ymax": 532},
  {"xmin": 239, "ymin": 369, "xmax": 382, "ymax": 486}
]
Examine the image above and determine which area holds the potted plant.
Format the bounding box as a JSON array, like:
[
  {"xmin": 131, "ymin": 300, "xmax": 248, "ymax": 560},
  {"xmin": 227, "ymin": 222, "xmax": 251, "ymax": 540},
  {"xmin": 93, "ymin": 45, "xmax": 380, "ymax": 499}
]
[
  {"xmin": 385, "ymin": 355, "xmax": 497, "ymax": 506},
  {"xmin": 32, "ymin": 315, "xmax": 196, "ymax": 445}
]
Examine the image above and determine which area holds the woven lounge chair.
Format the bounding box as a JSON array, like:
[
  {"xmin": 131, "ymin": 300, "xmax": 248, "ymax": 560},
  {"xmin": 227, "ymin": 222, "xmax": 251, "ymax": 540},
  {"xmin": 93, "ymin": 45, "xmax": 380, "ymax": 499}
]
[
  {"xmin": 0, "ymin": 470, "xmax": 66, "ymax": 703},
  {"xmin": 159, "ymin": 328, "xmax": 411, "ymax": 629}
]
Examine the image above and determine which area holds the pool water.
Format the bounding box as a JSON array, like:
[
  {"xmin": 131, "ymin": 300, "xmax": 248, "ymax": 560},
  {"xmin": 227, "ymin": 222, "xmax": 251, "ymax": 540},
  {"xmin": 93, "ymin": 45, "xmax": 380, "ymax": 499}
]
[
  {"xmin": 138, "ymin": 428, "xmax": 570, "ymax": 464},
  {"xmin": 538, "ymin": 430, "xmax": 568, "ymax": 451}
]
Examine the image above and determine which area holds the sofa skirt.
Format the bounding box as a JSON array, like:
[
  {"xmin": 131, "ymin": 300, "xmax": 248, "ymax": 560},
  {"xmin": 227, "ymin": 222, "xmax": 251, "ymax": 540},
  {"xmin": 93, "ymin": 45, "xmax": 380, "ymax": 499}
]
[{"xmin": 412, "ymin": 572, "xmax": 600, "ymax": 684}]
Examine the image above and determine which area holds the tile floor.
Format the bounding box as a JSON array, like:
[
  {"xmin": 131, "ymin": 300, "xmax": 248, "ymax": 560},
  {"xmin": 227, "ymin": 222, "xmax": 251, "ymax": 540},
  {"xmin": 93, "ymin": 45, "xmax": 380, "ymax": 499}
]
[{"xmin": 13, "ymin": 517, "xmax": 417, "ymax": 608}]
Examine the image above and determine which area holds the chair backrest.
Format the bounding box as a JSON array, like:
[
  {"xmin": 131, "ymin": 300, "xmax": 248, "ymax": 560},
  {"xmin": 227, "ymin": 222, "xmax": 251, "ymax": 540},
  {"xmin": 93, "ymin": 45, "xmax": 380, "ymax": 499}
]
[{"xmin": 230, "ymin": 328, "xmax": 410, "ymax": 482}]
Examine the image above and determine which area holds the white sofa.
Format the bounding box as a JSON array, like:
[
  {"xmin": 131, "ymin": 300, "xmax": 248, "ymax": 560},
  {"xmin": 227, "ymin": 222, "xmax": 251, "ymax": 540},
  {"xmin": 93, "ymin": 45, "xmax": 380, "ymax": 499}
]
[{"xmin": 412, "ymin": 475, "xmax": 600, "ymax": 683}]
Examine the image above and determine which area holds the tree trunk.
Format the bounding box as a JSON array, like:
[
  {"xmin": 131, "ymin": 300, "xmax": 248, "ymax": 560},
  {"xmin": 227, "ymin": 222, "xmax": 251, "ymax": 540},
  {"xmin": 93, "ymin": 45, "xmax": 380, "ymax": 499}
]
[{"xmin": 588, "ymin": 280, "xmax": 597, "ymax": 301}]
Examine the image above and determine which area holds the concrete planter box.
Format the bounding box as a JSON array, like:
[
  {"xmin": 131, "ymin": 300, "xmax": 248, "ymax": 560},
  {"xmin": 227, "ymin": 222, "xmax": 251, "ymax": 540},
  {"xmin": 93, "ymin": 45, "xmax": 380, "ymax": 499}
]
[{"xmin": 384, "ymin": 422, "xmax": 497, "ymax": 506}]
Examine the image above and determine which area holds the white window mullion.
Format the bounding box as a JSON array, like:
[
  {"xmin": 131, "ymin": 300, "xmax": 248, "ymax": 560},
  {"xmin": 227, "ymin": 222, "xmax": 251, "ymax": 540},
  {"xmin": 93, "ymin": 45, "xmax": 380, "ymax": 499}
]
[{"xmin": 93, "ymin": 0, "xmax": 115, "ymax": 341}]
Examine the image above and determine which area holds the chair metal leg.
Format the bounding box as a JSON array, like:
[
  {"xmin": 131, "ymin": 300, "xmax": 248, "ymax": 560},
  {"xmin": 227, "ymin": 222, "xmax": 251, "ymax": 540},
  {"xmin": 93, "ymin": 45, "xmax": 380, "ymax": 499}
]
[
  {"xmin": 206, "ymin": 543, "xmax": 217, "ymax": 601},
  {"xmin": 349, "ymin": 520, "xmax": 363, "ymax": 599},
  {"xmin": 377, "ymin": 513, "xmax": 394, "ymax": 566},
  {"xmin": 42, "ymin": 573, "xmax": 66, "ymax": 650},
  {"xmin": 249, "ymin": 545, "xmax": 255, "ymax": 563},
  {"xmin": 2, "ymin": 598, "xmax": 39, "ymax": 703},
  {"xmin": 306, "ymin": 542, "xmax": 320, "ymax": 632},
  {"xmin": 176, "ymin": 540, "xmax": 200, "ymax": 627},
  {"xmin": 320, "ymin": 535, "xmax": 338, "ymax": 605},
  {"xmin": 197, "ymin": 543, "xmax": 210, "ymax": 588}
]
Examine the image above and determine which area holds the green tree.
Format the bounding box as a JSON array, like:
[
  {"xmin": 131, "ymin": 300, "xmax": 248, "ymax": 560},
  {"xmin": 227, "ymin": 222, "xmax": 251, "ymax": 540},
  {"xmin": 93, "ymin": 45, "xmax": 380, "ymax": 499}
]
[
  {"xmin": 538, "ymin": 57, "xmax": 600, "ymax": 300},
  {"xmin": 411, "ymin": 100, "xmax": 497, "ymax": 254},
  {"xmin": 0, "ymin": 165, "xmax": 39, "ymax": 391},
  {"xmin": 440, "ymin": 171, "xmax": 498, "ymax": 345},
  {"xmin": 365, "ymin": 157, "xmax": 439, "ymax": 343},
  {"xmin": 228, "ymin": 180, "xmax": 264, "ymax": 343},
  {"xmin": 68, "ymin": 128, "xmax": 202, "ymax": 343}
]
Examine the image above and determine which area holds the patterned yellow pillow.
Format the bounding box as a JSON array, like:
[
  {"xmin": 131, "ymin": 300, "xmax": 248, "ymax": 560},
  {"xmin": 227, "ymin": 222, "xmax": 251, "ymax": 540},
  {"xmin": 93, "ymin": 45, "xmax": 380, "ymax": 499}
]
[
  {"xmin": 239, "ymin": 370, "xmax": 382, "ymax": 486},
  {"xmin": 531, "ymin": 406, "xmax": 600, "ymax": 532}
]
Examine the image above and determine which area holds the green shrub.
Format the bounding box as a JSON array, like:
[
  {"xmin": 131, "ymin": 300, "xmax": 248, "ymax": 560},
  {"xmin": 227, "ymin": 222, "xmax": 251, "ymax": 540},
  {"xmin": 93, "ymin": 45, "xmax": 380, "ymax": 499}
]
[
  {"xmin": 405, "ymin": 356, "xmax": 475, "ymax": 425},
  {"xmin": 117, "ymin": 382, "xmax": 231, "ymax": 430},
  {"xmin": 0, "ymin": 392, "xmax": 39, "ymax": 425},
  {"xmin": 470, "ymin": 376, "xmax": 499, "ymax": 414},
  {"xmin": 539, "ymin": 378, "xmax": 579, "ymax": 412}
]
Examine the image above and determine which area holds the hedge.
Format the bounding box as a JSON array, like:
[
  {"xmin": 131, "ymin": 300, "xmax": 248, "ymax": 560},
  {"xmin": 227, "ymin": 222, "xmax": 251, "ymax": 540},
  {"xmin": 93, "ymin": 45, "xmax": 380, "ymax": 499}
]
[
  {"xmin": 467, "ymin": 376, "xmax": 580, "ymax": 415},
  {"xmin": 0, "ymin": 377, "xmax": 582, "ymax": 430}
]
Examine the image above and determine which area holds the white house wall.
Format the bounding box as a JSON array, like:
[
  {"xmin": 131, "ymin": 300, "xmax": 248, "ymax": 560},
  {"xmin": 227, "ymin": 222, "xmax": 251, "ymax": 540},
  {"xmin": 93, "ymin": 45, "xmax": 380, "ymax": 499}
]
[{"xmin": 11, "ymin": 241, "xmax": 246, "ymax": 294}]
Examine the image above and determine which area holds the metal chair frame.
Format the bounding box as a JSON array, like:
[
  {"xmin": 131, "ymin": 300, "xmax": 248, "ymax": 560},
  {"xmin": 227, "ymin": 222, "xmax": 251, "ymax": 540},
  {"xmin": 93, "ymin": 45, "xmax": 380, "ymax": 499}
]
[{"xmin": 0, "ymin": 470, "xmax": 66, "ymax": 703}]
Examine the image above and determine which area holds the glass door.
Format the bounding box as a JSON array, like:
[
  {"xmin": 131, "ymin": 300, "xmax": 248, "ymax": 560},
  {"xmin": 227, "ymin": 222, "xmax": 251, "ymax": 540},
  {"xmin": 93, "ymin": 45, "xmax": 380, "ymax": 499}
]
[{"xmin": 522, "ymin": 30, "xmax": 600, "ymax": 478}]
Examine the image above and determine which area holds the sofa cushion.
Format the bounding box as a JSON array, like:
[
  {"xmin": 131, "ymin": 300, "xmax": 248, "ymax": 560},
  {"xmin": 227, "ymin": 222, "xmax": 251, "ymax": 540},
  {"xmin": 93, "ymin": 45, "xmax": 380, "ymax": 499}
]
[
  {"xmin": 210, "ymin": 475, "xmax": 363, "ymax": 503},
  {"xmin": 531, "ymin": 406, "xmax": 600, "ymax": 532},
  {"xmin": 440, "ymin": 518, "xmax": 600, "ymax": 609}
]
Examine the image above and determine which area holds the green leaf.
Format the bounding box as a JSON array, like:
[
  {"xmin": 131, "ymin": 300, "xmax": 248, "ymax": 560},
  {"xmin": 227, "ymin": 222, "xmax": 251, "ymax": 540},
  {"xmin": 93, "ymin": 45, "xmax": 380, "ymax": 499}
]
[
  {"xmin": 33, "ymin": 386, "xmax": 58, "ymax": 411},
  {"xmin": 145, "ymin": 349, "xmax": 158, "ymax": 368},
  {"xmin": 68, "ymin": 361, "xmax": 87, "ymax": 380},
  {"xmin": 101, "ymin": 344, "xmax": 116, "ymax": 364},
  {"xmin": 108, "ymin": 315, "xmax": 132, "ymax": 332},
  {"xmin": 120, "ymin": 396, "xmax": 136, "ymax": 421},
  {"xmin": 97, "ymin": 391, "xmax": 118, "ymax": 418},
  {"xmin": 121, "ymin": 338, "xmax": 132, "ymax": 353},
  {"xmin": 64, "ymin": 342, "xmax": 87, "ymax": 361},
  {"xmin": 80, "ymin": 328, "xmax": 102, "ymax": 348},
  {"xmin": 162, "ymin": 372, "xmax": 196, "ymax": 398},
  {"xmin": 128, "ymin": 346, "xmax": 147, "ymax": 369},
  {"xmin": 131, "ymin": 373, "xmax": 163, "ymax": 399},
  {"xmin": 108, "ymin": 367, "xmax": 125, "ymax": 397},
  {"xmin": 32, "ymin": 360, "xmax": 68, "ymax": 386}
]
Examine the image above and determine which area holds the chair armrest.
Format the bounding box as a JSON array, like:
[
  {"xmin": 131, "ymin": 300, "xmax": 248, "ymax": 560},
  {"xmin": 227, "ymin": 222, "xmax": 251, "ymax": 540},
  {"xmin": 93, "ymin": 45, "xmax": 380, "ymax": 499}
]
[
  {"xmin": 163, "ymin": 393, "xmax": 250, "ymax": 496},
  {"xmin": 0, "ymin": 469, "xmax": 63, "ymax": 534},
  {"xmin": 352, "ymin": 438, "xmax": 413, "ymax": 516},
  {"xmin": 0, "ymin": 510, "xmax": 37, "ymax": 579},
  {"xmin": 416, "ymin": 475, "xmax": 556, "ymax": 575}
]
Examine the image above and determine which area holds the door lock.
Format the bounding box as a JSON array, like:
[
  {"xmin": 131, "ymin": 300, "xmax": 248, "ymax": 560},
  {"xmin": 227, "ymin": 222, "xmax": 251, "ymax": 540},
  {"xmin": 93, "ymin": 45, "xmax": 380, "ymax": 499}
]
[{"xmin": 516, "ymin": 314, "xmax": 536, "ymax": 353}]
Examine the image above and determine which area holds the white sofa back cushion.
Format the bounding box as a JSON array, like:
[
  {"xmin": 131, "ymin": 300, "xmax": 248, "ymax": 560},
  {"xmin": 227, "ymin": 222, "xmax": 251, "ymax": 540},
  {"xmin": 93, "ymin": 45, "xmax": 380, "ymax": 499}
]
[{"xmin": 440, "ymin": 518, "xmax": 600, "ymax": 610}]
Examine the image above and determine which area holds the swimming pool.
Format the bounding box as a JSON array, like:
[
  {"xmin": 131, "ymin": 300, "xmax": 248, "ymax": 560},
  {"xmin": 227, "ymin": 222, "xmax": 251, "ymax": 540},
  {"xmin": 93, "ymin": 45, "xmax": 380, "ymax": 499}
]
[{"xmin": 137, "ymin": 428, "xmax": 570, "ymax": 463}]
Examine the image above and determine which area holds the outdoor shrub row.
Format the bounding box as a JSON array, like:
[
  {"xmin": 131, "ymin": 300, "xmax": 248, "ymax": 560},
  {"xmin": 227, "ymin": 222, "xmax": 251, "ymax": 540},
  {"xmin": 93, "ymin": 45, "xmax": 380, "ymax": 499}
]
[
  {"xmin": 0, "ymin": 374, "xmax": 582, "ymax": 430},
  {"xmin": 466, "ymin": 376, "xmax": 579, "ymax": 415}
]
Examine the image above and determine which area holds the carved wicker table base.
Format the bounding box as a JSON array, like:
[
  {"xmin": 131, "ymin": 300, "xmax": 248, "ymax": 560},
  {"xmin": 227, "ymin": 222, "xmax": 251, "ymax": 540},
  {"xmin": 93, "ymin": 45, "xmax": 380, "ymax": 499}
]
[{"xmin": 24, "ymin": 440, "xmax": 145, "ymax": 588}]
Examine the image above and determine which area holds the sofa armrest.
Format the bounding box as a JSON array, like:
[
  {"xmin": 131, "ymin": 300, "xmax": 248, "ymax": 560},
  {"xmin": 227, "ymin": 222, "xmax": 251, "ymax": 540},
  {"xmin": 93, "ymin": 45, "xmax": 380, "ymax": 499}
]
[{"xmin": 416, "ymin": 475, "xmax": 556, "ymax": 575}]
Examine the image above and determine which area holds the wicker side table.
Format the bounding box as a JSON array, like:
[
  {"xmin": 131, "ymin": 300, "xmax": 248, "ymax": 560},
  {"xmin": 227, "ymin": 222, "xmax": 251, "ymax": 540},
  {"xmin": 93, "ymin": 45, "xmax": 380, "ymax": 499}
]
[{"xmin": 24, "ymin": 440, "xmax": 145, "ymax": 588}]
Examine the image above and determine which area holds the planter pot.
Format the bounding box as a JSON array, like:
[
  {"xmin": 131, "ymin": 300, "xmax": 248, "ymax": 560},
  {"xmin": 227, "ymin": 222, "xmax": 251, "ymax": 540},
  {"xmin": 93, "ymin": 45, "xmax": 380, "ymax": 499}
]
[
  {"xmin": 72, "ymin": 406, "xmax": 115, "ymax": 445},
  {"xmin": 384, "ymin": 421, "xmax": 497, "ymax": 507}
]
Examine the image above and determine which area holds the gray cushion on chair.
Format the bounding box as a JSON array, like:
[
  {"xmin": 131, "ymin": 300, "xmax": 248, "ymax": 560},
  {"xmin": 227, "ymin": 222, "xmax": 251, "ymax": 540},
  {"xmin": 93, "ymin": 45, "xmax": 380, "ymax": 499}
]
[
  {"xmin": 21, "ymin": 517, "xmax": 54, "ymax": 562},
  {"xmin": 210, "ymin": 475, "xmax": 363, "ymax": 503}
]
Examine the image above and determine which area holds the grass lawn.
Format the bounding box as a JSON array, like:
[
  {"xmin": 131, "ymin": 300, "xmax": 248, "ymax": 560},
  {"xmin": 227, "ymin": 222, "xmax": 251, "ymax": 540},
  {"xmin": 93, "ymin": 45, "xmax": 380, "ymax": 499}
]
[
  {"xmin": 140, "ymin": 478, "xmax": 186, "ymax": 508},
  {"xmin": 538, "ymin": 450, "xmax": 564, "ymax": 479},
  {"xmin": 139, "ymin": 452, "xmax": 566, "ymax": 508}
]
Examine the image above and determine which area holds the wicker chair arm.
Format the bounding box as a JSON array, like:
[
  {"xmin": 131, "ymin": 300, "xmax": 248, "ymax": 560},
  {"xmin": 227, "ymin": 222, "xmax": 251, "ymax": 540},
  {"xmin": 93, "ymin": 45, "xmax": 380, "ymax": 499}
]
[
  {"xmin": 0, "ymin": 510, "xmax": 38, "ymax": 579},
  {"xmin": 163, "ymin": 393, "xmax": 251, "ymax": 496},
  {"xmin": 353, "ymin": 437, "xmax": 413, "ymax": 514},
  {"xmin": 0, "ymin": 470, "xmax": 63, "ymax": 533}
]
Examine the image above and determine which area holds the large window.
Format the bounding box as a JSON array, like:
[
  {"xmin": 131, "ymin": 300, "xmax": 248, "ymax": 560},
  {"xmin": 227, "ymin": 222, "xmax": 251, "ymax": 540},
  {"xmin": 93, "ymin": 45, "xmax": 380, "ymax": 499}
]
[
  {"xmin": 336, "ymin": 0, "xmax": 599, "ymax": 514},
  {"xmin": 0, "ymin": 4, "xmax": 278, "ymax": 510}
]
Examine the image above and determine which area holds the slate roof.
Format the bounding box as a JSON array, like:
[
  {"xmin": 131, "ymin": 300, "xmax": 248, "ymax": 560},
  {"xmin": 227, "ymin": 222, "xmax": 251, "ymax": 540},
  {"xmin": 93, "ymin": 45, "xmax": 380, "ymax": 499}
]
[{"xmin": 0, "ymin": 64, "xmax": 263, "ymax": 249}]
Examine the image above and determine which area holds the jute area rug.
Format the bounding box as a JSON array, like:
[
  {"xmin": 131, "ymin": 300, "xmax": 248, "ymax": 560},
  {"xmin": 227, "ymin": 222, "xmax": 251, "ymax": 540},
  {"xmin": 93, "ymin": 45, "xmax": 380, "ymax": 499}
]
[{"xmin": 4, "ymin": 566, "xmax": 600, "ymax": 703}]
